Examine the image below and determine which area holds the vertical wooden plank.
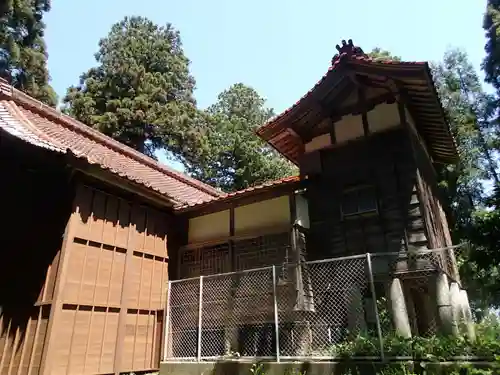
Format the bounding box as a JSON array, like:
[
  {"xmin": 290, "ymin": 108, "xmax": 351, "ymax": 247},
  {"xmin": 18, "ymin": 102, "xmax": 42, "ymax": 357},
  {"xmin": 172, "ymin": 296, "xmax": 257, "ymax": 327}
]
[
  {"xmin": 8, "ymin": 326, "xmax": 21, "ymax": 375},
  {"xmin": 144, "ymin": 210, "xmax": 156, "ymax": 254},
  {"xmin": 0, "ymin": 313, "xmax": 6, "ymax": 366},
  {"xmin": 16, "ymin": 318, "xmax": 30, "ymax": 375},
  {"xmin": 79, "ymin": 243, "xmax": 100, "ymax": 306},
  {"xmin": 31, "ymin": 306, "xmax": 50, "ymax": 375},
  {"xmin": 68, "ymin": 307, "xmax": 91, "ymax": 375},
  {"xmin": 0, "ymin": 319, "xmax": 12, "ymax": 375},
  {"xmin": 74, "ymin": 184, "xmax": 93, "ymax": 240},
  {"xmin": 100, "ymin": 309, "xmax": 119, "ymax": 374},
  {"xmin": 131, "ymin": 206, "xmax": 147, "ymax": 252},
  {"xmin": 144, "ymin": 247, "xmax": 156, "ymax": 367},
  {"xmin": 102, "ymin": 195, "xmax": 119, "ymax": 246},
  {"xmin": 86, "ymin": 307, "xmax": 106, "ymax": 375},
  {"xmin": 63, "ymin": 241, "xmax": 86, "ymax": 303},
  {"xmin": 26, "ymin": 309, "xmax": 40, "ymax": 375},
  {"xmin": 51, "ymin": 306, "xmax": 76, "ymax": 375},
  {"xmin": 83, "ymin": 211, "xmax": 106, "ymax": 375},
  {"xmin": 19, "ymin": 313, "xmax": 36, "ymax": 375},
  {"xmin": 89, "ymin": 190, "xmax": 106, "ymax": 243},
  {"xmin": 115, "ymin": 198, "xmax": 131, "ymax": 249},
  {"xmin": 131, "ymin": 252, "xmax": 146, "ymax": 367},
  {"xmin": 113, "ymin": 202, "xmax": 136, "ymax": 375},
  {"xmin": 39, "ymin": 181, "xmax": 80, "ymax": 375}
]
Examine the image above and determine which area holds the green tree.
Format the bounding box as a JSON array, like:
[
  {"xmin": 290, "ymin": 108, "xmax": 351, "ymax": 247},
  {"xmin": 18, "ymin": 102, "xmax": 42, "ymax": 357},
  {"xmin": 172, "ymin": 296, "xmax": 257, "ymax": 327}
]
[
  {"xmin": 179, "ymin": 83, "xmax": 297, "ymax": 192},
  {"xmin": 63, "ymin": 16, "xmax": 198, "ymax": 158},
  {"xmin": 367, "ymin": 48, "xmax": 401, "ymax": 61},
  {"xmin": 0, "ymin": 0, "xmax": 57, "ymax": 106},
  {"xmin": 483, "ymin": 0, "xmax": 500, "ymax": 92},
  {"xmin": 432, "ymin": 48, "xmax": 500, "ymax": 310}
]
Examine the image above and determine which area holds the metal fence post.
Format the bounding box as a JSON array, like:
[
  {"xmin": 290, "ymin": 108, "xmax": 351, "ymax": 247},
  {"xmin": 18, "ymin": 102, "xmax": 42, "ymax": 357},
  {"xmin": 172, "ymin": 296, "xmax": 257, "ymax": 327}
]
[
  {"xmin": 366, "ymin": 253, "xmax": 385, "ymax": 361},
  {"xmin": 197, "ymin": 276, "xmax": 204, "ymax": 362},
  {"xmin": 272, "ymin": 266, "xmax": 280, "ymax": 362},
  {"xmin": 162, "ymin": 281, "xmax": 172, "ymax": 362}
]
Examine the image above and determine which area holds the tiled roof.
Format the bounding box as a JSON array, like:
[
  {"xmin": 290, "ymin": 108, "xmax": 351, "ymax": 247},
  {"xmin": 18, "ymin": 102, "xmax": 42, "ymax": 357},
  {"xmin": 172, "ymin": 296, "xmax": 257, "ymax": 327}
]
[
  {"xmin": 177, "ymin": 175, "xmax": 301, "ymax": 212},
  {"xmin": 0, "ymin": 79, "xmax": 223, "ymax": 207},
  {"xmin": 257, "ymin": 54, "xmax": 425, "ymax": 138},
  {"xmin": 256, "ymin": 42, "xmax": 457, "ymax": 165}
]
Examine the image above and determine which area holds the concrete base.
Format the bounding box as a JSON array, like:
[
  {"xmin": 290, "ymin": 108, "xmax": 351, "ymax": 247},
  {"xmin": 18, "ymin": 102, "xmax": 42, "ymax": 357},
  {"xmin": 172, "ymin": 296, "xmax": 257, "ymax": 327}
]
[
  {"xmin": 160, "ymin": 360, "xmax": 495, "ymax": 375},
  {"xmin": 160, "ymin": 361, "xmax": 403, "ymax": 375}
]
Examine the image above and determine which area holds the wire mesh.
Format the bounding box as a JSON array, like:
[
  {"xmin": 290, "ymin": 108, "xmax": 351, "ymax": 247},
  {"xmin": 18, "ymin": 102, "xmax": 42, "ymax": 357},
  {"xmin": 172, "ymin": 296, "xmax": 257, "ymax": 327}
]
[
  {"xmin": 167, "ymin": 278, "xmax": 200, "ymax": 360},
  {"xmin": 275, "ymin": 256, "xmax": 368, "ymax": 358},
  {"xmin": 200, "ymin": 268, "xmax": 275, "ymax": 359},
  {"xmin": 164, "ymin": 247, "xmax": 461, "ymax": 362}
]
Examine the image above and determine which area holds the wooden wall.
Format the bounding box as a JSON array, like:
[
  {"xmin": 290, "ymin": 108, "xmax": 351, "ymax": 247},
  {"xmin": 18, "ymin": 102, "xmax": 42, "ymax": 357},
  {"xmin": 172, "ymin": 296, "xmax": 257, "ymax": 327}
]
[
  {"xmin": 179, "ymin": 195, "xmax": 295, "ymax": 279},
  {"xmin": 408, "ymin": 123, "xmax": 453, "ymax": 249},
  {"xmin": 0, "ymin": 138, "xmax": 75, "ymax": 375},
  {"xmin": 44, "ymin": 182, "xmax": 171, "ymax": 375},
  {"xmin": 305, "ymin": 127, "xmax": 429, "ymax": 259}
]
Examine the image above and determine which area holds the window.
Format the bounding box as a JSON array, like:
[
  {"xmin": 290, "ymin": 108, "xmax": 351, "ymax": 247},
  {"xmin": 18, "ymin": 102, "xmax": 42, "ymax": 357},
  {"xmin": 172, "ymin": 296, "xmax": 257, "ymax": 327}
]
[{"xmin": 341, "ymin": 186, "xmax": 378, "ymax": 218}]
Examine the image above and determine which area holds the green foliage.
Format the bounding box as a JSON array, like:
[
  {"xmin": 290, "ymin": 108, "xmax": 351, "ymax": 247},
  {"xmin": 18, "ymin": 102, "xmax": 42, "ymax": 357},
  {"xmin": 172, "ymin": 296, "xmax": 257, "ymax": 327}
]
[
  {"xmin": 324, "ymin": 314, "xmax": 500, "ymax": 361},
  {"xmin": 63, "ymin": 16, "xmax": 198, "ymax": 158},
  {"xmin": 178, "ymin": 83, "xmax": 297, "ymax": 192},
  {"xmin": 483, "ymin": 0, "xmax": 500, "ymax": 92},
  {"xmin": 0, "ymin": 0, "xmax": 57, "ymax": 106},
  {"xmin": 431, "ymin": 49, "xmax": 500, "ymax": 310},
  {"xmin": 367, "ymin": 48, "xmax": 401, "ymax": 61}
]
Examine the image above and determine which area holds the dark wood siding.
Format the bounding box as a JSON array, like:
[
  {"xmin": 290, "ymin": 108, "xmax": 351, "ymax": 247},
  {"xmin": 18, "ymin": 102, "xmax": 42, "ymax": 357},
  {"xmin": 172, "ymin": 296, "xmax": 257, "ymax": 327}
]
[
  {"xmin": 305, "ymin": 128, "xmax": 429, "ymax": 259},
  {"xmin": 0, "ymin": 137, "xmax": 74, "ymax": 375},
  {"xmin": 409, "ymin": 128, "xmax": 452, "ymax": 249}
]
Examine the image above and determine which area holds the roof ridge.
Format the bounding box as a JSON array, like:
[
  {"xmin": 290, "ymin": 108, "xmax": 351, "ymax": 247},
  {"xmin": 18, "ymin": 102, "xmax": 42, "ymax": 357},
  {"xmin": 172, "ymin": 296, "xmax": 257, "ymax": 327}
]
[
  {"xmin": 257, "ymin": 54, "xmax": 427, "ymax": 135},
  {"xmin": 176, "ymin": 175, "xmax": 301, "ymax": 212},
  {"xmin": 0, "ymin": 79, "xmax": 224, "ymax": 198}
]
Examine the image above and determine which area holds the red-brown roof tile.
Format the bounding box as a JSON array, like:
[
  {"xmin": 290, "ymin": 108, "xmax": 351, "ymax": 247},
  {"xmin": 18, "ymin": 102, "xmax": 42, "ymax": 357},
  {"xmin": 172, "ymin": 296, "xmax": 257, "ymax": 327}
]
[
  {"xmin": 257, "ymin": 53, "xmax": 426, "ymax": 139},
  {"xmin": 256, "ymin": 46, "xmax": 456, "ymax": 165},
  {"xmin": 177, "ymin": 175, "xmax": 301, "ymax": 212},
  {"xmin": 0, "ymin": 79, "xmax": 223, "ymax": 207}
]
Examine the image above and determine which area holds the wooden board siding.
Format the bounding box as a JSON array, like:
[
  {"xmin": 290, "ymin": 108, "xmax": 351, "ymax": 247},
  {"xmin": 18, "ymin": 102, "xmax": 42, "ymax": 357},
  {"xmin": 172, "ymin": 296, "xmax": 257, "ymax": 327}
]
[
  {"xmin": 0, "ymin": 139, "xmax": 76, "ymax": 375},
  {"xmin": 0, "ymin": 305, "xmax": 51, "ymax": 375},
  {"xmin": 305, "ymin": 128, "xmax": 428, "ymax": 259},
  {"xmin": 45, "ymin": 183, "xmax": 170, "ymax": 375},
  {"xmin": 409, "ymin": 128, "xmax": 451, "ymax": 249}
]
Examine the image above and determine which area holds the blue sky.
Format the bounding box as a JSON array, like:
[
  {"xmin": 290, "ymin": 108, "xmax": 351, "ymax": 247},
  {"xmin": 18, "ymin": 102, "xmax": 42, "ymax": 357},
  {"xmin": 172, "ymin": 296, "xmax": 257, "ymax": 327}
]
[{"xmin": 45, "ymin": 0, "xmax": 488, "ymax": 169}]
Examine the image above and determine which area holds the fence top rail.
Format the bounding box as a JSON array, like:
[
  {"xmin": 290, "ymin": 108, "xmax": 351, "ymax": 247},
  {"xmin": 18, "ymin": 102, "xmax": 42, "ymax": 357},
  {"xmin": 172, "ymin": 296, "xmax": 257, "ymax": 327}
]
[
  {"xmin": 169, "ymin": 245, "xmax": 461, "ymax": 284},
  {"xmin": 371, "ymin": 244, "xmax": 462, "ymax": 258},
  {"xmin": 169, "ymin": 265, "xmax": 275, "ymax": 283}
]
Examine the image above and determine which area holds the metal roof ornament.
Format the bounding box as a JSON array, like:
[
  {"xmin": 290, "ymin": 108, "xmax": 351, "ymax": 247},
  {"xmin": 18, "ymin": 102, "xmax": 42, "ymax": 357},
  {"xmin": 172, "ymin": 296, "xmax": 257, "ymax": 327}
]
[{"xmin": 331, "ymin": 39, "xmax": 366, "ymax": 65}]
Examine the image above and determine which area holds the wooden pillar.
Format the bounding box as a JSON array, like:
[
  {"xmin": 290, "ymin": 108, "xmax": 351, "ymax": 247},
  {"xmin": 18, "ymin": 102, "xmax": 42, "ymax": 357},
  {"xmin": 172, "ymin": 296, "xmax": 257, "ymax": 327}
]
[{"xmin": 224, "ymin": 207, "xmax": 239, "ymax": 355}]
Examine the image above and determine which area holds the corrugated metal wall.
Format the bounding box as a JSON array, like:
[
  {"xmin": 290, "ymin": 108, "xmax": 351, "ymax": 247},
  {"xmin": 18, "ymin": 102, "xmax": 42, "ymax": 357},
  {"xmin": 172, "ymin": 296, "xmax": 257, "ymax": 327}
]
[{"xmin": 45, "ymin": 183, "xmax": 169, "ymax": 375}]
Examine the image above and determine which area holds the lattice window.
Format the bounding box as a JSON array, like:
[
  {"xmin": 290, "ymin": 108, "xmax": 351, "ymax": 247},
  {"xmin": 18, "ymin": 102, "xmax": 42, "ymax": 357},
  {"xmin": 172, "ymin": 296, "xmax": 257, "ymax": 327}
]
[
  {"xmin": 341, "ymin": 185, "xmax": 378, "ymax": 218},
  {"xmin": 234, "ymin": 232, "xmax": 290, "ymax": 271},
  {"xmin": 179, "ymin": 242, "xmax": 230, "ymax": 278}
]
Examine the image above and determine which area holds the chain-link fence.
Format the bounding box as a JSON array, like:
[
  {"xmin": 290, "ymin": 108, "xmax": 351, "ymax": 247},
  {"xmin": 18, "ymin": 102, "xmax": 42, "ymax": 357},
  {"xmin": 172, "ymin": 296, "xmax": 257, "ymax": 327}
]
[{"xmin": 163, "ymin": 246, "xmax": 463, "ymax": 362}]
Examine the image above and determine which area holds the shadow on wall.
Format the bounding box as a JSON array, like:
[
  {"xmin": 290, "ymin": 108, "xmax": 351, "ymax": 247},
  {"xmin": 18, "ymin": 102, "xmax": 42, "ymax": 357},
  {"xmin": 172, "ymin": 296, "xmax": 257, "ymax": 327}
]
[{"xmin": 0, "ymin": 139, "xmax": 74, "ymax": 355}]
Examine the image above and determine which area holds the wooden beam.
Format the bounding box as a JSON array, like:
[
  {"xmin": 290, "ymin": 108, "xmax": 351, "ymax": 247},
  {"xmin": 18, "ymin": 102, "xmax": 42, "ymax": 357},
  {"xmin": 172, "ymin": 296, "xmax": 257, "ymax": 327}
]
[
  {"xmin": 358, "ymin": 86, "xmax": 370, "ymax": 136},
  {"xmin": 302, "ymin": 92, "xmax": 396, "ymax": 140}
]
